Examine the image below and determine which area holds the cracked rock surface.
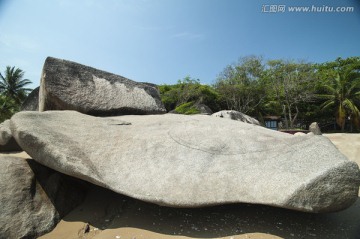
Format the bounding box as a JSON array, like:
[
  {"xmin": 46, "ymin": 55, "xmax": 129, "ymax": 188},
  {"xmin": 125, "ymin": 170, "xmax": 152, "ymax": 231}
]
[{"xmin": 10, "ymin": 111, "xmax": 360, "ymax": 213}]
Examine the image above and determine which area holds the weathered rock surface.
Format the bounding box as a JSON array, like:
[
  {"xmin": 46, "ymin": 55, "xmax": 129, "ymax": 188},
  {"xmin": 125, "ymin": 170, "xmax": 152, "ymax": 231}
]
[
  {"xmin": 194, "ymin": 103, "xmax": 213, "ymax": 115},
  {"xmin": 0, "ymin": 155, "xmax": 87, "ymax": 238},
  {"xmin": 39, "ymin": 57, "xmax": 166, "ymax": 115},
  {"xmin": 309, "ymin": 122, "xmax": 322, "ymax": 135},
  {"xmin": 0, "ymin": 120, "xmax": 21, "ymax": 151},
  {"xmin": 11, "ymin": 111, "xmax": 360, "ymax": 213},
  {"xmin": 21, "ymin": 86, "xmax": 40, "ymax": 111},
  {"xmin": 212, "ymin": 110, "xmax": 260, "ymax": 125}
]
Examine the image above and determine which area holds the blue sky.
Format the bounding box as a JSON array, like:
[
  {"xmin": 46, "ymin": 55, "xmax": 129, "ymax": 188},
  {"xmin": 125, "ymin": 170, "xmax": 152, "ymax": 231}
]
[{"xmin": 0, "ymin": 0, "xmax": 359, "ymax": 89}]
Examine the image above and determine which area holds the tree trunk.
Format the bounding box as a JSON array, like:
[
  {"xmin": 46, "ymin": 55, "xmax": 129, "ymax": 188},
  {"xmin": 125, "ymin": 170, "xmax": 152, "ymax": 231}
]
[
  {"xmin": 282, "ymin": 104, "xmax": 289, "ymax": 129},
  {"xmin": 341, "ymin": 122, "xmax": 345, "ymax": 132},
  {"xmin": 291, "ymin": 106, "xmax": 299, "ymax": 129}
]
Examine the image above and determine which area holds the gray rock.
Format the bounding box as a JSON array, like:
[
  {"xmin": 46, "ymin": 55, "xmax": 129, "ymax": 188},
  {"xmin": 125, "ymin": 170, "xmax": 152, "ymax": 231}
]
[
  {"xmin": 212, "ymin": 110, "xmax": 260, "ymax": 125},
  {"xmin": 0, "ymin": 156, "xmax": 87, "ymax": 238},
  {"xmin": 39, "ymin": 57, "xmax": 166, "ymax": 116},
  {"xmin": 194, "ymin": 103, "xmax": 213, "ymax": 115},
  {"xmin": 294, "ymin": 132, "xmax": 306, "ymax": 136},
  {"xmin": 10, "ymin": 111, "xmax": 360, "ymax": 213},
  {"xmin": 309, "ymin": 122, "xmax": 322, "ymax": 135},
  {"xmin": 21, "ymin": 86, "xmax": 40, "ymax": 111},
  {"xmin": 0, "ymin": 120, "xmax": 21, "ymax": 151}
]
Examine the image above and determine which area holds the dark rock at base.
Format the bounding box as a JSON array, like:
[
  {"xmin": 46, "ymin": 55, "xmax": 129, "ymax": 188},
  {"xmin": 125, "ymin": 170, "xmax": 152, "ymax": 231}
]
[
  {"xmin": 0, "ymin": 120, "xmax": 21, "ymax": 152},
  {"xmin": 0, "ymin": 155, "xmax": 87, "ymax": 239},
  {"xmin": 39, "ymin": 57, "xmax": 166, "ymax": 116}
]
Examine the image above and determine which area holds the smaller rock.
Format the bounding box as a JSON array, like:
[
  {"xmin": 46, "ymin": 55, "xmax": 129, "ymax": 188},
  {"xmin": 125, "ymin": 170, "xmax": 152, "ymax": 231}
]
[
  {"xmin": 0, "ymin": 156, "xmax": 87, "ymax": 238},
  {"xmin": 294, "ymin": 132, "xmax": 306, "ymax": 136},
  {"xmin": 194, "ymin": 103, "xmax": 213, "ymax": 115},
  {"xmin": 21, "ymin": 87, "xmax": 39, "ymax": 111},
  {"xmin": 212, "ymin": 110, "xmax": 260, "ymax": 125},
  {"xmin": 309, "ymin": 122, "xmax": 322, "ymax": 135},
  {"xmin": 0, "ymin": 120, "xmax": 21, "ymax": 152}
]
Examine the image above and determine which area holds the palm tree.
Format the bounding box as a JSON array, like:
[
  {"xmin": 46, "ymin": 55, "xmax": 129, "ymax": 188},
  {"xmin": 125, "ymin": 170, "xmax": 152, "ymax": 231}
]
[
  {"xmin": 319, "ymin": 69, "xmax": 360, "ymax": 131},
  {"xmin": 0, "ymin": 66, "xmax": 32, "ymax": 104}
]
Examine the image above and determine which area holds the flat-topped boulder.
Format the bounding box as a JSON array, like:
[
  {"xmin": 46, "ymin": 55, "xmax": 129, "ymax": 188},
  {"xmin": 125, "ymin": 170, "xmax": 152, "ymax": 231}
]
[
  {"xmin": 0, "ymin": 120, "xmax": 21, "ymax": 151},
  {"xmin": 0, "ymin": 155, "xmax": 86, "ymax": 238},
  {"xmin": 39, "ymin": 57, "xmax": 166, "ymax": 115},
  {"xmin": 10, "ymin": 111, "xmax": 360, "ymax": 213},
  {"xmin": 212, "ymin": 110, "xmax": 260, "ymax": 125}
]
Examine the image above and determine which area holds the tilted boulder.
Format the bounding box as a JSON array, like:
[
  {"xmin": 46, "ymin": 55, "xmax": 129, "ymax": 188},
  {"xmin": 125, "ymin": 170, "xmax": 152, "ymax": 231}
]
[
  {"xmin": 21, "ymin": 86, "xmax": 40, "ymax": 111},
  {"xmin": 11, "ymin": 111, "xmax": 360, "ymax": 213},
  {"xmin": 212, "ymin": 110, "xmax": 260, "ymax": 125},
  {"xmin": 0, "ymin": 156, "xmax": 87, "ymax": 238},
  {"xmin": 0, "ymin": 120, "xmax": 21, "ymax": 151},
  {"xmin": 39, "ymin": 57, "xmax": 166, "ymax": 116}
]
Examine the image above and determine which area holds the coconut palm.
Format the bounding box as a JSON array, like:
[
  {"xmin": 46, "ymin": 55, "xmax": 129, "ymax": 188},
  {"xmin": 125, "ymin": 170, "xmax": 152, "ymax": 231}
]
[
  {"xmin": 319, "ymin": 70, "xmax": 360, "ymax": 131},
  {"xmin": 0, "ymin": 66, "xmax": 32, "ymax": 104}
]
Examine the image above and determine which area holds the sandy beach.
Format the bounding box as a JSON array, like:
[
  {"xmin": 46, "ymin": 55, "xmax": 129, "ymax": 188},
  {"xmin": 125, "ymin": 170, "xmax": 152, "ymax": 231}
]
[{"xmin": 3, "ymin": 133, "xmax": 360, "ymax": 239}]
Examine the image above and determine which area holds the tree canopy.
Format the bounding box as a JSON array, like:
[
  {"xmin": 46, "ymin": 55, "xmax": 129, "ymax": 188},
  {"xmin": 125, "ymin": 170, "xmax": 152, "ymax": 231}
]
[
  {"xmin": 0, "ymin": 66, "xmax": 32, "ymax": 122},
  {"xmin": 160, "ymin": 56, "xmax": 360, "ymax": 132}
]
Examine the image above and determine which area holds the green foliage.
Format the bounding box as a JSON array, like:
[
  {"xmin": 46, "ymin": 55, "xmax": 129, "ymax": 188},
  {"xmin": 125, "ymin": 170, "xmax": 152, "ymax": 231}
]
[
  {"xmin": 174, "ymin": 102, "xmax": 200, "ymax": 115},
  {"xmin": 0, "ymin": 66, "xmax": 32, "ymax": 122},
  {"xmin": 159, "ymin": 76, "xmax": 219, "ymax": 112},
  {"xmin": 0, "ymin": 94, "xmax": 19, "ymax": 122},
  {"xmin": 158, "ymin": 56, "xmax": 360, "ymax": 132},
  {"xmin": 316, "ymin": 57, "xmax": 360, "ymax": 131},
  {"xmin": 263, "ymin": 60, "xmax": 317, "ymax": 128},
  {"xmin": 213, "ymin": 56, "xmax": 265, "ymax": 115}
]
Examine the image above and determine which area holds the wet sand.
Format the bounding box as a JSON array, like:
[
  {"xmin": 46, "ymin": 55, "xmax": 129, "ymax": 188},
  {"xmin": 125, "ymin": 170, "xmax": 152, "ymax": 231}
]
[{"xmin": 3, "ymin": 134, "xmax": 360, "ymax": 239}]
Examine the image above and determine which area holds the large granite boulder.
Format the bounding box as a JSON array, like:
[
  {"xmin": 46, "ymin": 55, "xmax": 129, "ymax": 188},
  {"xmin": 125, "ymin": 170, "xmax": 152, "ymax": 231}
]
[
  {"xmin": 39, "ymin": 57, "xmax": 166, "ymax": 116},
  {"xmin": 10, "ymin": 111, "xmax": 360, "ymax": 213},
  {"xmin": 0, "ymin": 156, "xmax": 87, "ymax": 238},
  {"xmin": 0, "ymin": 120, "xmax": 21, "ymax": 151},
  {"xmin": 212, "ymin": 110, "xmax": 260, "ymax": 125},
  {"xmin": 21, "ymin": 86, "xmax": 40, "ymax": 111}
]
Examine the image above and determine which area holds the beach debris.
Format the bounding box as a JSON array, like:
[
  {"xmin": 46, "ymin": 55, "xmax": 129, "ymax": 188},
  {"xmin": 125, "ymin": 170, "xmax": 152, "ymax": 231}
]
[{"xmin": 83, "ymin": 223, "xmax": 90, "ymax": 233}]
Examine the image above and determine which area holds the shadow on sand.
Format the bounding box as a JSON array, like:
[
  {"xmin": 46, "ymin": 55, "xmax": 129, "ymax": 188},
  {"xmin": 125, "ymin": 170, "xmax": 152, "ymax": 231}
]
[{"xmin": 57, "ymin": 185, "xmax": 360, "ymax": 239}]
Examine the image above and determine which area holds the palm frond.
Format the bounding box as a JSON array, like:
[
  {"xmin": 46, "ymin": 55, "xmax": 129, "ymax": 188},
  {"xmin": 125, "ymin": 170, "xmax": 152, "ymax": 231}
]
[{"xmin": 320, "ymin": 100, "xmax": 335, "ymax": 110}]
